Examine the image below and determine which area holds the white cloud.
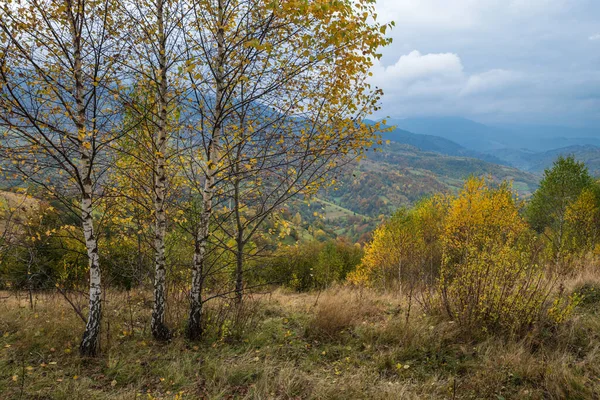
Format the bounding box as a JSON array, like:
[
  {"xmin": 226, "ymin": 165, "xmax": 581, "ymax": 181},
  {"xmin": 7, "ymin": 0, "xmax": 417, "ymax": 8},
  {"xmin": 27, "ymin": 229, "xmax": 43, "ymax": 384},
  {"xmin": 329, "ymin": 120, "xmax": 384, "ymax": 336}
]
[
  {"xmin": 372, "ymin": 51, "xmax": 520, "ymax": 98},
  {"xmin": 371, "ymin": 51, "xmax": 467, "ymax": 100},
  {"xmin": 374, "ymin": 51, "xmax": 463, "ymax": 82},
  {"xmin": 589, "ymin": 33, "xmax": 600, "ymax": 41},
  {"xmin": 460, "ymin": 69, "xmax": 523, "ymax": 96}
]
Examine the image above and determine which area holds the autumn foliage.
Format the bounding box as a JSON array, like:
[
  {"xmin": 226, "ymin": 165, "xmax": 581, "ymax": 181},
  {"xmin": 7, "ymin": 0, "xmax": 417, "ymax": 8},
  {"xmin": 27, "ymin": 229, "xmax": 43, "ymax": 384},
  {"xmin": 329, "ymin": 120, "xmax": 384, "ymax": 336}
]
[{"xmin": 353, "ymin": 173, "xmax": 596, "ymax": 336}]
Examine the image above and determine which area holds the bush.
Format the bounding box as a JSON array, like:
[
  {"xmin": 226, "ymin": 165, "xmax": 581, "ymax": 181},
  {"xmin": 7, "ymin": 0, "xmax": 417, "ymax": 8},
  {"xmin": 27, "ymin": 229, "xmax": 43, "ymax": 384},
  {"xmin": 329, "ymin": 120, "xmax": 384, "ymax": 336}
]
[
  {"xmin": 0, "ymin": 199, "xmax": 87, "ymax": 290},
  {"xmin": 305, "ymin": 288, "xmax": 377, "ymax": 339},
  {"xmin": 263, "ymin": 239, "xmax": 363, "ymax": 292},
  {"xmin": 348, "ymin": 195, "xmax": 447, "ymax": 290},
  {"xmin": 438, "ymin": 178, "xmax": 574, "ymax": 336}
]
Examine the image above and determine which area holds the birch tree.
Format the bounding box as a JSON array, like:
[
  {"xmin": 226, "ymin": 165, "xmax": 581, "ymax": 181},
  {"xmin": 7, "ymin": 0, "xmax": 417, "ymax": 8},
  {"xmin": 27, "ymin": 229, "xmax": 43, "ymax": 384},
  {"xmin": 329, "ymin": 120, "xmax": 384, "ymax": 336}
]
[
  {"xmin": 180, "ymin": 0, "xmax": 391, "ymax": 338},
  {"xmin": 0, "ymin": 0, "xmax": 126, "ymax": 356},
  {"xmin": 117, "ymin": 0, "xmax": 188, "ymax": 341}
]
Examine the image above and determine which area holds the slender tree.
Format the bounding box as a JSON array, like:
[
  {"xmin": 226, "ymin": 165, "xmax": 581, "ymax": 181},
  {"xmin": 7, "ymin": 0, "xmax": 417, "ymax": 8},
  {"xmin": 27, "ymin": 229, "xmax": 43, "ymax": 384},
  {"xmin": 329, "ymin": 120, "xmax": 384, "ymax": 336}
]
[
  {"xmin": 179, "ymin": 0, "xmax": 391, "ymax": 337},
  {"xmin": 527, "ymin": 155, "xmax": 594, "ymax": 267},
  {"xmin": 0, "ymin": 0, "xmax": 126, "ymax": 356},
  {"xmin": 117, "ymin": 0, "xmax": 188, "ymax": 341}
]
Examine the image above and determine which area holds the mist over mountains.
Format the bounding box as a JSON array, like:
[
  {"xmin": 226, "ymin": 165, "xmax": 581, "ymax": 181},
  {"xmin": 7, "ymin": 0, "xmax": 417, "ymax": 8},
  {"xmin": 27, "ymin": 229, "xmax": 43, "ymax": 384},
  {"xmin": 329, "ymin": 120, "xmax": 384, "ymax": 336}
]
[{"xmin": 377, "ymin": 116, "xmax": 600, "ymax": 175}]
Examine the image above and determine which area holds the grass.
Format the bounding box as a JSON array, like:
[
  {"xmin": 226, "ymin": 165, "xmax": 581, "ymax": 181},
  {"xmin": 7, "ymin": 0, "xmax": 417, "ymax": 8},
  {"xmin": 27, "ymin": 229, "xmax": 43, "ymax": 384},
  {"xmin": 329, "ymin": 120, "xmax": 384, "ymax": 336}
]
[
  {"xmin": 1, "ymin": 277, "xmax": 600, "ymax": 399},
  {"xmin": 313, "ymin": 198, "xmax": 363, "ymax": 220}
]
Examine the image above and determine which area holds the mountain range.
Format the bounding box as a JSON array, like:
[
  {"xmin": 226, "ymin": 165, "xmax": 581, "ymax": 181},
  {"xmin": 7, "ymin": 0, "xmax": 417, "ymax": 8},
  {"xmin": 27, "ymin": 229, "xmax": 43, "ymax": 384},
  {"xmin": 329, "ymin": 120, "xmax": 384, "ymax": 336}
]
[
  {"xmin": 288, "ymin": 116, "xmax": 599, "ymax": 242},
  {"xmin": 378, "ymin": 117, "xmax": 600, "ymax": 175}
]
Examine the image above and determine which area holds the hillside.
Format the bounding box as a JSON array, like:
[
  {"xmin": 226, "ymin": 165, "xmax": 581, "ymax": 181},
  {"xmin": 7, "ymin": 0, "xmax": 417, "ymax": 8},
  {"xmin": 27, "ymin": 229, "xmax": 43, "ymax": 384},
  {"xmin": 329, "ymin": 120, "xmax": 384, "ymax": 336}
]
[
  {"xmin": 387, "ymin": 117, "xmax": 600, "ymax": 155},
  {"xmin": 286, "ymin": 142, "xmax": 539, "ymax": 243},
  {"xmin": 386, "ymin": 117, "xmax": 505, "ymax": 152},
  {"xmin": 495, "ymin": 145, "xmax": 600, "ymax": 175},
  {"xmin": 372, "ymin": 123, "xmax": 507, "ymax": 165},
  {"xmin": 320, "ymin": 142, "xmax": 537, "ymax": 217}
]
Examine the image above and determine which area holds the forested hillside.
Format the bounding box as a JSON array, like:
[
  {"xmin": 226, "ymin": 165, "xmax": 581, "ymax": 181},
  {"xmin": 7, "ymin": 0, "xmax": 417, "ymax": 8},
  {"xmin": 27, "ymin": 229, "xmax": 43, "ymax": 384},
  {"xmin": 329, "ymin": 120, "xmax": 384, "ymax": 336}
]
[{"xmin": 279, "ymin": 141, "xmax": 538, "ymax": 243}]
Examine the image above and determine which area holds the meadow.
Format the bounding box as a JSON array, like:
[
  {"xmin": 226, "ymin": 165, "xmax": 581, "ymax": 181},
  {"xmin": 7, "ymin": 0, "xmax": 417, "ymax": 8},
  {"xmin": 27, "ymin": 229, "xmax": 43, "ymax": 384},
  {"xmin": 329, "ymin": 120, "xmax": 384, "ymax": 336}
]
[{"xmin": 2, "ymin": 265, "xmax": 600, "ymax": 400}]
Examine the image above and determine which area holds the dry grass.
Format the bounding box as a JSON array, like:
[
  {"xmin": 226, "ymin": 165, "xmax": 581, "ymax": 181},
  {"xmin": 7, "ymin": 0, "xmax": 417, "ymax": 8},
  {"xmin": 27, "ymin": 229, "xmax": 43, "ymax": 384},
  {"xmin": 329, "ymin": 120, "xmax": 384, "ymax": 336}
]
[
  {"xmin": 305, "ymin": 287, "xmax": 383, "ymax": 340},
  {"xmin": 1, "ymin": 275, "xmax": 600, "ymax": 399}
]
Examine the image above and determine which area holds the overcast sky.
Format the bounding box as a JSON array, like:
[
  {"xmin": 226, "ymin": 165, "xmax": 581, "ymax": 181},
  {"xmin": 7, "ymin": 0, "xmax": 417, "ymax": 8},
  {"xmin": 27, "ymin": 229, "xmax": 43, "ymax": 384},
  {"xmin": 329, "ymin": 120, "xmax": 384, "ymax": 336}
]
[{"xmin": 370, "ymin": 0, "xmax": 600, "ymax": 127}]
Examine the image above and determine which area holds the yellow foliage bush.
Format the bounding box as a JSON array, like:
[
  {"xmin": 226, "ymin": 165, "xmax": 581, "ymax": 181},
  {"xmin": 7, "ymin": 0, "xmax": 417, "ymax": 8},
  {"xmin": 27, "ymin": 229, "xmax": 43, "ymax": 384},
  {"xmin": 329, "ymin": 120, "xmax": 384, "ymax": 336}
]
[
  {"xmin": 348, "ymin": 195, "xmax": 447, "ymax": 290},
  {"xmin": 351, "ymin": 176, "xmax": 581, "ymax": 336},
  {"xmin": 438, "ymin": 178, "xmax": 574, "ymax": 335}
]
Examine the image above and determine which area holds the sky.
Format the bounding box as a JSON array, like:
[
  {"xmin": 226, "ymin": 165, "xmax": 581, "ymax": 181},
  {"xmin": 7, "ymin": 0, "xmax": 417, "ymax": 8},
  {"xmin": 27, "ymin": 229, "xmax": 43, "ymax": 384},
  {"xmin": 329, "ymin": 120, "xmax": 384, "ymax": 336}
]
[{"xmin": 370, "ymin": 0, "xmax": 600, "ymax": 127}]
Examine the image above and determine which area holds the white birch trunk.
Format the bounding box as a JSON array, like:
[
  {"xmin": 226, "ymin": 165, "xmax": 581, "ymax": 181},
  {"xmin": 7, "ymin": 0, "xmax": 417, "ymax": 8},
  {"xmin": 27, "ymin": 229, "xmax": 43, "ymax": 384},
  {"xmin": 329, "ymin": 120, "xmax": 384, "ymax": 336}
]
[
  {"xmin": 70, "ymin": 13, "xmax": 102, "ymax": 357},
  {"xmin": 151, "ymin": 0, "xmax": 171, "ymax": 341},
  {"xmin": 186, "ymin": 0, "xmax": 226, "ymax": 340},
  {"xmin": 79, "ymin": 179, "xmax": 102, "ymax": 356}
]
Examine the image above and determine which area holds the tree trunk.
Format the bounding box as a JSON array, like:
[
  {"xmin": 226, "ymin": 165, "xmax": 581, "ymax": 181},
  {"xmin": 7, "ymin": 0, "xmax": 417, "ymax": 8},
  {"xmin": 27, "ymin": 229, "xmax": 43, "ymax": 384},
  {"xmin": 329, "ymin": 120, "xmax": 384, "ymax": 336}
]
[
  {"xmin": 71, "ymin": 15, "xmax": 102, "ymax": 356},
  {"xmin": 186, "ymin": 0, "xmax": 226, "ymax": 340},
  {"xmin": 79, "ymin": 180, "xmax": 102, "ymax": 357},
  {"xmin": 235, "ymin": 234, "xmax": 244, "ymax": 304},
  {"xmin": 186, "ymin": 224, "xmax": 206, "ymax": 340},
  {"xmin": 151, "ymin": 0, "xmax": 171, "ymax": 341},
  {"xmin": 234, "ymin": 178, "xmax": 244, "ymax": 304}
]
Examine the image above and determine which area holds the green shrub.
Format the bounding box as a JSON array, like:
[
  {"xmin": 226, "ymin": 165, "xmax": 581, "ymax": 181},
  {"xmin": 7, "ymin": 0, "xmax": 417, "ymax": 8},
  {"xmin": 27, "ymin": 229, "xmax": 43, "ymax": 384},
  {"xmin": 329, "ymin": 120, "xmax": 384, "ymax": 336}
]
[{"xmin": 263, "ymin": 239, "xmax": 363, "ymax": 291}]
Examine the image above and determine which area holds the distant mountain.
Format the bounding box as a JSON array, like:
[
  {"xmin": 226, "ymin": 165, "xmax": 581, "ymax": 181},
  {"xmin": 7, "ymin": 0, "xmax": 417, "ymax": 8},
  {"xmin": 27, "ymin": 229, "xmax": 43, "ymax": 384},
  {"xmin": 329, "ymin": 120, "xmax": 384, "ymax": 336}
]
[
  {"xmin": 494, "ymin": 124, "xmax": 600, "ymax": 149},
  {"xmin": 364, "ymin": 119, "xmax": 507, "ymax": 164},
  {"xmin": 383, "ymin": 116, "xmax": 600, "ymax": 167},
  {"xmin": 385, "ymin": 117, "xmax": 506, "ymax": 152},
  {"xmin": 530, "ymin": 146, "xmax": 600, "ymax": 175},
  {"xmin": 386, "ymin": 116, "xmax": 600, "ymax": 151},
  {"xmin": 493, "ymin": 145, "xmax": 600, "ymax": 175}
]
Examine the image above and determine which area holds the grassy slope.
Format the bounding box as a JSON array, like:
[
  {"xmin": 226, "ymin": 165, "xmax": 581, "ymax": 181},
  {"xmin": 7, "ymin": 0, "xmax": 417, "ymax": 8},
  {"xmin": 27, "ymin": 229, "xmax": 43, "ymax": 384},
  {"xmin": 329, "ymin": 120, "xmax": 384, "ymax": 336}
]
[
  {"xmin": 282, "ymin": 143, "xmax": 540, "ymax": 242},
  {"xmin": 1, "ymin": 271, "xmax": 600, "ymax": 400},
  {"xmin": 320, "ymin": 143, "xmax": 539, "ymax": 220}
]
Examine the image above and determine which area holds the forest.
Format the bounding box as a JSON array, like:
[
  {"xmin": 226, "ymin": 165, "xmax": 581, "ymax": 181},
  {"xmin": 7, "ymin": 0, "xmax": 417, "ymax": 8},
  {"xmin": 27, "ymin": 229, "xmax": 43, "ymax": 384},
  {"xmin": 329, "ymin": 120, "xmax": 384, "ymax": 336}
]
[{"xmin": 1, "ymin": 1, "xmax": 600, "ymax": 399}]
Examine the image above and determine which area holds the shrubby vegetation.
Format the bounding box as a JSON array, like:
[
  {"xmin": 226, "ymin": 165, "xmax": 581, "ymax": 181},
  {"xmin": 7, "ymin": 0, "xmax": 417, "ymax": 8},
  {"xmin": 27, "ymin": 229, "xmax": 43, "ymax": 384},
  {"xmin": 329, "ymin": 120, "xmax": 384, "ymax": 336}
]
[
  {"xmin": 263, "ymin": 239, "xmax": 363, "ymax": 292},
  {"xmin": 2, "ymin": 156, "xmax": 597, "ymax": 337},
  {"xmin": 349, "ymin": 157, "xmax": 600, "ymax": 336},
  {"xmin": 1, "ymin": 155, "xmax": 599, "ymax": 398}
]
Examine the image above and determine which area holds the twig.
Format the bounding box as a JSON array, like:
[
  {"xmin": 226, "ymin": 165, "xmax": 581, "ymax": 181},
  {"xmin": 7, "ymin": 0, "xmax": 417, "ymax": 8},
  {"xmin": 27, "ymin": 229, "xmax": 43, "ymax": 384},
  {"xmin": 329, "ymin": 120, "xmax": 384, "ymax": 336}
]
[{"xmin": 55, "ymin": 287, "xmax": 86, "ymax": 324}]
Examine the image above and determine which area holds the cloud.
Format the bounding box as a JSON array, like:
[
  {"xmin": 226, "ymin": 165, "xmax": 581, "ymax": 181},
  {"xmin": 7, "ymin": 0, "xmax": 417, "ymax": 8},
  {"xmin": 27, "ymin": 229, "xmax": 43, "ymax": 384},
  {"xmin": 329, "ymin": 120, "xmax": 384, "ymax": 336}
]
[
  {"xmin": 460, "ymin": 69, "xmax": 523, "ymax": 96},
  {"xmin": 372, "ymin": 51, "xmax": 520, "ymax": 98},
  {"xmin": 370, "ymin": 0, "xmax": 600, "ymax": 125},
  {"xmin": 373, "ymin": 51, "xmax": 463, "ymax": 83}
]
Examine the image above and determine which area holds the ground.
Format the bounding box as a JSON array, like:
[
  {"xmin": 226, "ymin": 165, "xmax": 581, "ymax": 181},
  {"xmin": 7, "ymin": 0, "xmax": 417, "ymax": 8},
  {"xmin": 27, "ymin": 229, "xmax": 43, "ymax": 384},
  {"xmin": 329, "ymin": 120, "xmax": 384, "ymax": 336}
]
[{"xmin": 1, "ymin": 280, "xmax": 600, "ymax": 400}]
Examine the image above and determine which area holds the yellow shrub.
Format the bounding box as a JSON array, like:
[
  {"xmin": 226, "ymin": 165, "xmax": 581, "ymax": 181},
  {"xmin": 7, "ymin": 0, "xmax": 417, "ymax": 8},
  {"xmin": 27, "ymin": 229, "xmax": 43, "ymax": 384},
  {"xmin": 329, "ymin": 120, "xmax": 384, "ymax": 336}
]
[
  {"xmin": 348, "ymin": 195, "xmax": 447, "ymax": 290},
  {"xmin": 438, "ymin": 178, "xmax": 567, "ymax": 335}
]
